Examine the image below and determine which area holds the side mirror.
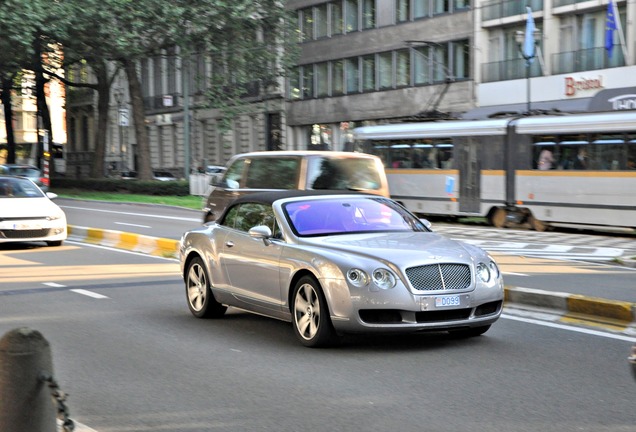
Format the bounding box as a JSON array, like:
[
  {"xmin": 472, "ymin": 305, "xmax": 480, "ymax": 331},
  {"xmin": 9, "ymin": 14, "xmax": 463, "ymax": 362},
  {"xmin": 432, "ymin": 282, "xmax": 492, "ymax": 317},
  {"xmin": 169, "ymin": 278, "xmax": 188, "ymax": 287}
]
[
  {"xmin": 419, "ymin": 218, "xmax": 433, "ymax": 231},
  {"xmin": 249, "ymin": 225, "xmax": 273, "ymax": 245},
  {"xmin": 46, "ymin": 192, "xmax": 58, "ymax": 200}
]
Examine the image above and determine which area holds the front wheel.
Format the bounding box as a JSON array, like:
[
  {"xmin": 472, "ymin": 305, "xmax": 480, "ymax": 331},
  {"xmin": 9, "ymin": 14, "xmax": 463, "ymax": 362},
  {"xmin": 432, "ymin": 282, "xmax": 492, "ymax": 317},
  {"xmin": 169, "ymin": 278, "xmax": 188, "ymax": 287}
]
[
  {"xmin": 185, "ymin": 256, "xmax": 227, "ymax": 318},
  {"xmin": 291, "ymin": 276, "xmax": 337, "ymax": 347}
]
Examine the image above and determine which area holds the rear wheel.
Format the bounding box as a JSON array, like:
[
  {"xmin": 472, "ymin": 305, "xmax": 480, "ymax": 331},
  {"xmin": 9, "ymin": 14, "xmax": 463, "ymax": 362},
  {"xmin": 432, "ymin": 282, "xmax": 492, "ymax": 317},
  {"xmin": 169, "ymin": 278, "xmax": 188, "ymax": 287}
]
[
  {"xmin": 185, "ymin": 256, "xmax": 227, "ymax": 318},
  {"xmin": 291, "ymin": 276, "xmax": 337, "ymax": 347},
  {"xmin": 489, "ymin": 208, "xmax": 507, "ymax": 228}
]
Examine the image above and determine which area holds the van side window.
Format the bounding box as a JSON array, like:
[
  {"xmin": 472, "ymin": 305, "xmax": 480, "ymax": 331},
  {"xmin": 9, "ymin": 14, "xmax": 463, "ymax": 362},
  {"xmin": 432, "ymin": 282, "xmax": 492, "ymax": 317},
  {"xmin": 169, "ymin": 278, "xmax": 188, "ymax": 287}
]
[
  {"xmin": 223, "ymin": 159, "xmax": 245, "ymax": 189},
  {"xmin": 245, "ymin": 158, "xmax": 300, "ymax": 189}
]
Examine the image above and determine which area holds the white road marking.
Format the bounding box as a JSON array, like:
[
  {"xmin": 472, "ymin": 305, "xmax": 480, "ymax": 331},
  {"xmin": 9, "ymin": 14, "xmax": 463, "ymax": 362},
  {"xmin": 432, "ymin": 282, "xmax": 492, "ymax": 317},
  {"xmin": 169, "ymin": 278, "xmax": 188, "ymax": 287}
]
[
  {"xmin": 115, "ymin": 222, "xmax": 152, "ymax": 229},
  {"xmin": 501, "ymin": 313, "xmax": 636, "ymax": 342},
  {"xmin": 43, "ymin": 282, "xmax": 66, "ymax": 288},
  {"xmin": 60, "ymin": 205, "xmax": 201, "ymax": 222},
  {"xmin": 502, "ymin": 271, "xmax": 529, "ymax": 276},
  {"xmin": 70, "ymin": 289, "xmax": 109, "ymax": 299}
]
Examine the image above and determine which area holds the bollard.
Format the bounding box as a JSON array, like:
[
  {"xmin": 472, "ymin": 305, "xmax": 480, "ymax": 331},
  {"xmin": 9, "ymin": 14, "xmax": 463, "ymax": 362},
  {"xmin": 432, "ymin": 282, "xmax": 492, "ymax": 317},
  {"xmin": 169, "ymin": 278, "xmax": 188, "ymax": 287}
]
[{"xmin": 0, "ymin": 327, "xmax": 57, "ymax": 432}]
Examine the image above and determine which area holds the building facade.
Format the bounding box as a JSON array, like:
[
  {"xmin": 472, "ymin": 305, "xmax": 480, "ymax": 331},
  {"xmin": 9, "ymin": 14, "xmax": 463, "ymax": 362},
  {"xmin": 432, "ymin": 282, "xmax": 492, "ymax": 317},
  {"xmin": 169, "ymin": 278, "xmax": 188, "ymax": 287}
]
[{"xmin": 64, "ymin": 0, "xmax": 635, "ymax": 178}]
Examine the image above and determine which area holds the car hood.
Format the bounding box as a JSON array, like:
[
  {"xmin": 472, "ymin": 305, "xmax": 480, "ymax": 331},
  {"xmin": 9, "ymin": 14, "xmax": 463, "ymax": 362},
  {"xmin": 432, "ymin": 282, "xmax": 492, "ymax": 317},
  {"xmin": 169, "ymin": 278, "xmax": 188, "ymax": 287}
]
[
  {"xmin": 0, "ymin": 197, "xmax": 65, "ymax": 218},
  {"xmin": 303, "ymin": 232, "xmax": 482, "ymax": 265}
]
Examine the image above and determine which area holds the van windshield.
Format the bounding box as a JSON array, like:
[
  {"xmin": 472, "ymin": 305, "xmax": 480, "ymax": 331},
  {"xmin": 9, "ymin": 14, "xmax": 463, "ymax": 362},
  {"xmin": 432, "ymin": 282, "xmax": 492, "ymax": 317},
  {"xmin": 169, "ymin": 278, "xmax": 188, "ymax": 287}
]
[{"xmin": 307, "ymin": 157, "xmax": 382, "ymax": 191}]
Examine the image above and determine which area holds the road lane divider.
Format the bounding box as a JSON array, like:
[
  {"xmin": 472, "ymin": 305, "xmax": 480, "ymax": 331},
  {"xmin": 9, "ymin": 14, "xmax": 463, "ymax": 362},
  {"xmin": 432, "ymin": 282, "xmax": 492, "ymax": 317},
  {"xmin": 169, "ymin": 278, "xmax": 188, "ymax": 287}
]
[
  {"xmin": 505, "ymin": 286, "xmax": 636, "ymax": 334},
  {"xmin": 68, "ymin": 226, "xmax": 179, "ymax": 258}
]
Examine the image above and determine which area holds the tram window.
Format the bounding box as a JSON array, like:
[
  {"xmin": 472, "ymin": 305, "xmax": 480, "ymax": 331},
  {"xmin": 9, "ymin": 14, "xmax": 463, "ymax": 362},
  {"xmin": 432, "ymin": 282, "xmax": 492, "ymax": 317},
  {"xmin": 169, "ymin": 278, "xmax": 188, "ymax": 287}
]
[
  {"xmin": 557, "ymin": 140, "xmax": 587, "ymax": 170},
  {"xmin": 591, "ymin": 137, "xmax": 624, "ymax": 170},
  {"xmin": 628, "ymin": 140, "xmax": 636, "ymax": 170},
  {"xmin": 437, "ymin": 144, "xmax": 454, "ymax": 168},
  {"xmin": 389, "ymin": 144, "xmax": 411, "ymax": 168}
]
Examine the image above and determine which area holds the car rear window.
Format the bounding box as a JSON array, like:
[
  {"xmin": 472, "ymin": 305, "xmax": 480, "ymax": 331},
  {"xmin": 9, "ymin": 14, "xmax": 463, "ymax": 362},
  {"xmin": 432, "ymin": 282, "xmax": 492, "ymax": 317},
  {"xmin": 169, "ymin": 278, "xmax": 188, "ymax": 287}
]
[
  {"xmin": 306, "ymin": 157, "xmax": 382, "ymax": 191},
  {"xmin": 245, "ymin": 157, "xmax": 300, "ymax": 189}
]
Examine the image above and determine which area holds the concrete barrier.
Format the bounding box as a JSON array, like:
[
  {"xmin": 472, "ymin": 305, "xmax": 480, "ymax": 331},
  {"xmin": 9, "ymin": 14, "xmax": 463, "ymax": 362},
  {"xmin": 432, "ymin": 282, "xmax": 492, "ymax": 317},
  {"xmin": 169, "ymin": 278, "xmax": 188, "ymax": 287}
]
[
  {"xmin": 68, "ymin": 225, "xmax": 179, "ymax": 258},
  {"xmin": 0, "ymin": 328, "xmax": 57, "ymax": 432}
]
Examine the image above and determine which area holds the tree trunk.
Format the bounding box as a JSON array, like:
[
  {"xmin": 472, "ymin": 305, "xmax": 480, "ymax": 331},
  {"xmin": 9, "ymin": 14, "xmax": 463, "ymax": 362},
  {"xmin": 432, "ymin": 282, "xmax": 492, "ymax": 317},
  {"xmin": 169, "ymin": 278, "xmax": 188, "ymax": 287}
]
[
  {"xmin": 89, "ymin": 61, "xmax": 111, "ymax": 178},
  {"xmin": 1, "ymin": 76, "xmax": 16, "ymax": 164},
  {"xmin": 124, "ymin": 59, "xmax": 153, "ymax": 180},
  {"xmin": 33, "ymin": 39, "xmax": 53, "ymax": 173}
]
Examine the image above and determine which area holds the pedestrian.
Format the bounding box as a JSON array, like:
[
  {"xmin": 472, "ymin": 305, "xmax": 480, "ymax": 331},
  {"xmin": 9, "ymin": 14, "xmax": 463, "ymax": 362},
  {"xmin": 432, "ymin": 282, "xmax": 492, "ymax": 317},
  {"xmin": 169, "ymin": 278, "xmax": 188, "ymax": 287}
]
[
  {"xmin": 538, "ymin": 148, "xmax": 554, "ymax": 170},
  {"xmin": 573, "ymin": 148, "xmax": 588, "ymax": 169}
]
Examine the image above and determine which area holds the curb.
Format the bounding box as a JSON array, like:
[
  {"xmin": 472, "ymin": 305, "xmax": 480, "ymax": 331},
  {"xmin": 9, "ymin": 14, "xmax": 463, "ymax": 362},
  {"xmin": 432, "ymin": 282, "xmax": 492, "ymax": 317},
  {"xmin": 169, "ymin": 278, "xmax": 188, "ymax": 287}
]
[
  {"xmin": 68, "ymin": 225, "xmax": 179, "ymax": 259},
  {"xmin": 505, "ymin": 286, "xmax": 636, "ymax": 334},
  {"xmin": 67, "ymin": 225, "xmax": 636, "ymax": 334}
]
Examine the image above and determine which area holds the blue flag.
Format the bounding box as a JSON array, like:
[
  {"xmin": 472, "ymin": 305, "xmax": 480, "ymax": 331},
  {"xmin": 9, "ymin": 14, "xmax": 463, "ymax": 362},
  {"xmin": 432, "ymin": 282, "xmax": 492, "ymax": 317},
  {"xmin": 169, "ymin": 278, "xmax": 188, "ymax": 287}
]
[
  {"xmin": 605, "ymin": 1, "xmax": 617, "ymax": 57},
  {"xmin": 524, "ymin": 7, "xmax": 536, "ymax": 63}
]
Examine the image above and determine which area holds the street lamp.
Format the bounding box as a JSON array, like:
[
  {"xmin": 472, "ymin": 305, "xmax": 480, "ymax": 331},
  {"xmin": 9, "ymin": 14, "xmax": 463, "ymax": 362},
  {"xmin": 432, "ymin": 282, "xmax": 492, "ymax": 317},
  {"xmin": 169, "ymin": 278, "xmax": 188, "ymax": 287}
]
[{"xmin": 515, "ymin": 28, "xmax": 541, "ymax": 113}]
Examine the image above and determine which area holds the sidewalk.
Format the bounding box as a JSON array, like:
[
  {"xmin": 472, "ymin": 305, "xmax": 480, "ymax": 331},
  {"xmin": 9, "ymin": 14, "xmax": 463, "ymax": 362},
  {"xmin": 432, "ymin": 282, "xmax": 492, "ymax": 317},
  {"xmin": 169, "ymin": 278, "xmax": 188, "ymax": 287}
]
[{"xmin": 67, "ymin": 225, "xmax": 636, "ymax": 337}]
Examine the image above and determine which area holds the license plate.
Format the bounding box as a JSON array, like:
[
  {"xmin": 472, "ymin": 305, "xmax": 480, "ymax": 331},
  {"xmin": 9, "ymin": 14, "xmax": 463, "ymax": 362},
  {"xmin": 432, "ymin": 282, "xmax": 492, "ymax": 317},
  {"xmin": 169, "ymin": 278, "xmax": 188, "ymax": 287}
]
[
  {"xmin": 13, "ymin": 223, "xmax": 41, "ymax": 230},
  {"xmin": 435, "ymin": 295, "xmax": 460, "ymax": 307}
]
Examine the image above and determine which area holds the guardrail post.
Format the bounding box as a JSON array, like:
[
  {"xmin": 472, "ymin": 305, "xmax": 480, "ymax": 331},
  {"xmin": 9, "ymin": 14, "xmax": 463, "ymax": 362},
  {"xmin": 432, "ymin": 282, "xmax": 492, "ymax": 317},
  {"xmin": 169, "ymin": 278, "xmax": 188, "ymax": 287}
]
[{"xmin": 0, "ymin": 327, "xmax": 57, "ymax": 432}]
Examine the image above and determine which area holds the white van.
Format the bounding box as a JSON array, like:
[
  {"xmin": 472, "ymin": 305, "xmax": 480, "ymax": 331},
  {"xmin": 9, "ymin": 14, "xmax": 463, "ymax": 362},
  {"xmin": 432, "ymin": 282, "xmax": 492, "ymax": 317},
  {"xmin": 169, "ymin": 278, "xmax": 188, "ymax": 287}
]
[{"xmin": 202, "ymin": 151, "xmax": 389, "ymax": 222}]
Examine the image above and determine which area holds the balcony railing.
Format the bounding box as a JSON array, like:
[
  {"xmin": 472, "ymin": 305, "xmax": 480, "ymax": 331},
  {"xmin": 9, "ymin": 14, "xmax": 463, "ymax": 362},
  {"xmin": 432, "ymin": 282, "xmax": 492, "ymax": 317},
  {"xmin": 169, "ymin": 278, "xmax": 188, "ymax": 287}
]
[
  {"xmin": 552, "ymin": 46, "xmax": 625, "ymax": 74},
  {"xmin": 481, "ymin": 57, "xmax": 542, "ymax": 83},
  {"xmin": 482, "ymin": 0, "xmax": 543, "ymax": 21},
  {"xmin": 553, "ymin": 0, "xmax": 589, "ymax": 7}
]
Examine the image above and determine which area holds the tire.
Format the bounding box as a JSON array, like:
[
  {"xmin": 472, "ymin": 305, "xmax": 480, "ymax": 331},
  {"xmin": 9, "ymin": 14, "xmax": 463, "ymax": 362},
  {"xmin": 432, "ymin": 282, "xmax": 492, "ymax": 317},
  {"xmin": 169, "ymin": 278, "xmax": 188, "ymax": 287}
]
[
  {"xmin": 489, "ymin": 208, "xmax": 507, "ymax": 228},
  {"xmin": 528, "ymin": 215, "xmax": 547, "ymax": 232},
  {"xmin": 449, "ymin": 325, "xmax": 491, "ymax": 339},
  {"xmin": 46, "ymin": 240, "xmax": 63, "ymax": 247},
  {"xmin": 185, "ymin": 256, "xmax": 227, "ymax": 318},
  {"xmin": 291, "ymin": 276, "xmax": 337, "ymax": 347}
]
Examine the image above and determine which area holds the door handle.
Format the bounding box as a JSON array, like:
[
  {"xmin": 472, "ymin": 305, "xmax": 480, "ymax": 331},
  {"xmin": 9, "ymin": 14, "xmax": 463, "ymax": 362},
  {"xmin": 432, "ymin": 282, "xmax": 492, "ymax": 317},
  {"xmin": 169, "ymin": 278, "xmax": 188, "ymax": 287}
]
[{"xmin": 225, "ymin": 241, "xmax": 234, "ymax": 247}]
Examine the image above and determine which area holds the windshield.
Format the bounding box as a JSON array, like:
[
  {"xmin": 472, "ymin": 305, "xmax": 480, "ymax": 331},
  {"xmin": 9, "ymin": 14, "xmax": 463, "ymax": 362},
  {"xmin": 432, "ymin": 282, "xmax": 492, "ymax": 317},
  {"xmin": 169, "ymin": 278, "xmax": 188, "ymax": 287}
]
[
  {"xmin": 0, "ymin": 177, "xmax": 45, "ymax": 198},
  {"xmin": 284, "ymin": 197, "xmax": 428, "ymax": 236}
]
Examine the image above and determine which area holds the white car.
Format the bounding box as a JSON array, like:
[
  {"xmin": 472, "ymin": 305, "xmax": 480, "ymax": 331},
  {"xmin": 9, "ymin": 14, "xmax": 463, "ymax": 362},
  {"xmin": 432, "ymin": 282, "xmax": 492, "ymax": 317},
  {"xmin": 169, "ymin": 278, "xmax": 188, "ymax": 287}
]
[{"xmin": 0, "ymin": 175, "xmax": 67, "ymax": 247}]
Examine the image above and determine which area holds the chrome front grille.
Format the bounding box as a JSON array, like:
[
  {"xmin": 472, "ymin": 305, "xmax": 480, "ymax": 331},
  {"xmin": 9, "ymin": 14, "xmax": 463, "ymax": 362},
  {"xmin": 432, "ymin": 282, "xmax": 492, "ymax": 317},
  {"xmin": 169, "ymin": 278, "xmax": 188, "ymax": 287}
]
[{"xmin": 405, "ymin": 263, "xmax": 471, "ymax": 291}]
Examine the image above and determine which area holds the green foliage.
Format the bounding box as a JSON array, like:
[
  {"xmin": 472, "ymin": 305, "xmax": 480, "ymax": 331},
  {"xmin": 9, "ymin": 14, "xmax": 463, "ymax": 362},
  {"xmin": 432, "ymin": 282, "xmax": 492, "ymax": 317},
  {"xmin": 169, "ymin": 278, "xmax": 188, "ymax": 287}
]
[{"xmin": 52, "ymin": 177, "xmax": 190, "ymax": 196}]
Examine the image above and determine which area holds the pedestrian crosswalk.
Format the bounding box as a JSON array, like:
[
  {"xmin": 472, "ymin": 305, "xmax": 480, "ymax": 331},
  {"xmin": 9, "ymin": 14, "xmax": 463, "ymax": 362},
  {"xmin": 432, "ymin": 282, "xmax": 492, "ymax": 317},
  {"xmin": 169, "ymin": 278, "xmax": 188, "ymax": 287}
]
[{"xmin": 432, "ymin": 224, "xmax": 636, "ymax": 262}]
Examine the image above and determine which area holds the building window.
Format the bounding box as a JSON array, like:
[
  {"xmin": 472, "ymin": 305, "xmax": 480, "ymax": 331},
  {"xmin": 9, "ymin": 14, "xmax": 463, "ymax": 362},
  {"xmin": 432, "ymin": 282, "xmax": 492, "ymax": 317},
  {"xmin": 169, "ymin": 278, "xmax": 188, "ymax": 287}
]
[
  {"xmin": 345, "ymin": 57, "xmax": 359, "ymax": 93},
  {"xmin": 362, "ymin": 54, "xmax": 375, "ymax": 91},
  {"xmin": 453, "ymin": 0, "xmax": 470, "ymax": 11},
  {"xmin": 301, "ymin": 8, "xmax": 313, "ymax": 41},
  {"xmin": 316, "ymin": 62, "xmax": 329, "ymax": 97},
  {"xmin": 332, "ymin": 2, "xmax": 344, "ymax": 35},
  {"xmin": 332, "ymin": 60, "xmax": 344, "ymax": 95},
  {"xmin": 362, "ymin": 0, "xmax": 376, "ymax": 29},
  {"xmin": 378, "ymin": 52, "xmax": 393, "ymax": 90},
  {"xmin": 414, "ymin": 0, "xmax": 429, "ymax": 19},
  {"xmin": 451, "ymin": 40, "xmax": 470, "ymax": 79},
  {"xmin": 413, "ymin": 46, "xmax": 431, "ymax": 85},
  {"xmin": 432, "ymin": 44, "xmax": 449, "ymax": 82},
  {"xmin": 433, "ymin": 0, "xmax": 450, "ymax": 15},
  {"xmin": 315, "ymin": 3, "xmax": 328, "ymax": 39},
  {"xmin": 396, "ymin": 49, "xmax": 410, "ymax": 87},
  {"xmin": 396, "ymin": 0, "xmax": 410, "ymax": 22},
  {"xmin": 289, "ymin": 67, "xmax": 301, "ymax": 100},
  {"xmin": 345, "ymin": 0, "xmax": 359, "ymax": 32},
  {"xmin": 303, "ymin": 65, "xmax": 314, "ymax": 99}
]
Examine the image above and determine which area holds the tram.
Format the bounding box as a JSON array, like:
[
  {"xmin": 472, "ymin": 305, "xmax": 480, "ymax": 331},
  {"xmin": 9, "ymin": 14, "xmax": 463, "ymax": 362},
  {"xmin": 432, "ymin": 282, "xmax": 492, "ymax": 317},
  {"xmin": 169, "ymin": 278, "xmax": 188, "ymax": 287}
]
[{"xmin": 353, "ymin": 111, "xmax": 636, "ymax": 231}]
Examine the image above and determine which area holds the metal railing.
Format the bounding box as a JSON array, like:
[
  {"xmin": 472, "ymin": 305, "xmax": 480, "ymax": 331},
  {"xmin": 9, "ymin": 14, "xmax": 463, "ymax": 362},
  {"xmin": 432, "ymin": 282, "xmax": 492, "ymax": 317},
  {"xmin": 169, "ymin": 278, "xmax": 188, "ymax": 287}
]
[
  {"xmin": 482, "ymin": 0, "xmax": 543, "ymax": 21},
  {"xmin": 481, "ymin": 57, "xmax": 542, "ymax": 83},
  {"xmin": 552, "ymin": 46, "xmax": 625, "ymax": 74}
]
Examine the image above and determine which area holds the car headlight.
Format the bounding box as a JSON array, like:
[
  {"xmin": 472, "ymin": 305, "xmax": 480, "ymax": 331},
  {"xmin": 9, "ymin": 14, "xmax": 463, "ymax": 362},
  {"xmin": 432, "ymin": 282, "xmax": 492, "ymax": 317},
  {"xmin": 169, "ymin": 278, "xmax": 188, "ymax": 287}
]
[
  {"xmin": 347, "ymin": 268, "xmax": 369, "ymax": 287},
  {"xmin": 476, "ymin": 262, "xmax": 491, "ymax": 283},
  {"xmin": 489, "ymin": 260, "xmax": 500, "ymax": 279},
  {"xmin": 372, "ymin": 268, "xmax": 396, "ymax": 289}
]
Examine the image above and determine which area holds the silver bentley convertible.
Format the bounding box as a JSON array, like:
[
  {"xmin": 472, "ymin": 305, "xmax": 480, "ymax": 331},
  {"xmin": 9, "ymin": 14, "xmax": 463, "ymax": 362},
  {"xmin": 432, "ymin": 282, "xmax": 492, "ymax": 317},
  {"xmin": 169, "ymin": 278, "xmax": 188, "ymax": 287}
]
[{"xmin": 179, "ymin": 191, "xmax": 504, "ymax": 347}]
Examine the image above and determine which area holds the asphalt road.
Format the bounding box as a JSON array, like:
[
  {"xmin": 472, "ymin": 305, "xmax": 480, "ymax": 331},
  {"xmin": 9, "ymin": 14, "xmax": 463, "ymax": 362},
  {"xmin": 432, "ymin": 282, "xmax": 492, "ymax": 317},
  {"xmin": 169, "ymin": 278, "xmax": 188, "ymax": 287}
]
[{"xmin": 0, "ymin": 241, "xmax": 635, "ymax": 432}]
